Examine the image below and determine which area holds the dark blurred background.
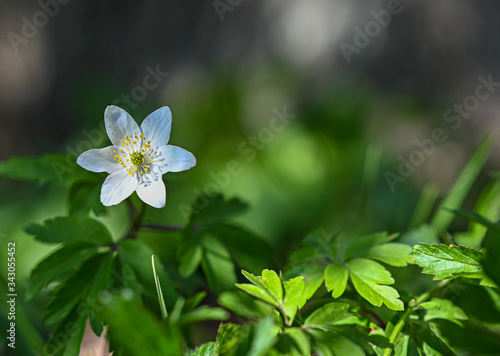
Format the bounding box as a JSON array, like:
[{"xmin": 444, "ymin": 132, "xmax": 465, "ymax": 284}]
[{"xmin": 1, "ymin": 0, "xmax": 500, "ymax": 346}]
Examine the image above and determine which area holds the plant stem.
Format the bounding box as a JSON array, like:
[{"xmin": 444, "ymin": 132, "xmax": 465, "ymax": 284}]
[
  {"xmin": 141, "ymin": 223, "xmax": 184, "ymax": 232},
  {"xmin": 383, "ymin": 280, "xmax": 450, "ymax": 356},
  {"xmin": 110, "ymin": 201, "xmax": 147, "ymax": 250}
]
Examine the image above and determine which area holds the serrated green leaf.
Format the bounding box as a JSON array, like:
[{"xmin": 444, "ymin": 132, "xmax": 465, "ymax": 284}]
[
  {"xmin": 412, "ymin": 243, "xmax": 485, "ymax": 280},
  {"xmin": 343, "ymin": 232, "xmax": 395, "ymax": 260},
  {"xmin": 260, "ymin": 269, "xmax": 283, "ymax": 303},
  {"xmin": 304, "ymin": 302, "xmax": 351, "ymax": 327},
  {"xmin": 283, "ymin": 276, "xmax": 305, "ymax": 324},
  {"xmin": 324, "ymin": 263, "xmax": 349, "ymax": 298},
  {"xmin": 235, "ymin": 284, "xmax": 279, "ymax": 307},
  {"xmin": 347, "ymin": 258, "xmax": 403, "ymax": 311},
  {"xmin": 284, "ymin": 327, "xmax": 311, "ymax": 355},
  {"xmin": 119, "ymin": 240, "xmax": 178, "ymax": 305},
  {"xmin": 189, "ymin": 342, "xmax": 219, "ymax": 356},
  {"xmin": 366, "ymin": 243, "xmax": 413, "ymax": 267},
  {"xmin": 0, "ymin": 154, "xmax": 96, "ymax": 184},
  {"xmin": 217, "ymin": 323, "xmax": 243, "ymax": 354},
  {"xmin": 201, "ymin": 235, "xmax": 237, "ymax": 294},
  {"xmin": 25, "ymin": 217, "xmax": 113, "ymax": 245},
  {"xmin": 27, "ymin": 242, "xmax": 98, "ymax": 300}
]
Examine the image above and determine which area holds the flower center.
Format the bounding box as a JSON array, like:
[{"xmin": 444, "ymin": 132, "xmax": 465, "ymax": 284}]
[
  {"xmin": 112, "ymin": 131, "xmax": 165, "ymax": 185},
  {"xmin": 130, "ymin": 151, "xmax": 145, "ymax": 166}
]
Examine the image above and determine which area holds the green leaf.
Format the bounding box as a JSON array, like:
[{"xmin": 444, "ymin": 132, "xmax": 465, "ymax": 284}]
[
  {"xmin": 0, "ymin": 154, "xmax": 97, "ymax": 184},
  {"xmin": 235, "ymin": 284, "xmax": 279, "ymax": 308},
  {"xmin": 430, "ymin": 319, "xmax": 500, "ymax": 355},
  {"xmin": 418, "ymin": 301, "xmax": 441, "ymax": 311},
  {"xmin": 324, "ymin": 263, "xmax": 349, "ymax": 298},
  {"xmin": 190, "ymin": 194, "xmax": 248, "ymax": 224},
  {"xmin": 201, "ymin": 235, "xmax": 237, "ymax": 294},
  {"xmin": 347, "ymin": 258, "xmax": 404, "ymax": 311},
  {"xmin": 25, "ymin": 217, "xmax": 113, "ymax": 245},
  {"xmin": 217, "ymin": 323, "xmax": 244, "ymax": 354},
  {"xmin": 85, "ymin": 252, "xmax": 114, "ymax": 336},
  {"xmin": 366, "ymin": 243, "xmax": 413, "ymax": 267},
  {"xmin": 68, "ymin": 181, "xmax": 105, "ymax": 217},
  {"xmin": 423, "ymin": 298, "xmax": 467, "ymax": 325},
  {"xmin": 27, "ymin": 242, "xmax": 98, "ymax": 299},
  {"xmin": 43, "ymin": 253, "xmax": 109, "ymax": 325},
  {"xmin": 309, "ymin": 330, "xmax": 365, "ymax": 356},
  {"xmin": 237, "ymin": 269, "xmax": 283, "ymax": 308},
  {"xmin": 178, "ymin": 306, "xmax": 229, "ymax": 325},
  {"xmin": 343, "ymin": 232, "xmax": 395, "ymax": 260},
  {"xmin": 260, "ymin": 269, "xmax": 283, "ymax": 303},
  {"xmin": 189, "ymin": 342, "xmax": 219, "ymax": 356},
  {"xmin": 207, "ymin": 224, "xmax": 274, "ymax": 273},
  {"xmin": 283, "ymin": 327, "xmax": 311, "ymax": 355},
  {"xmin": 178, "ymin": 243, "xmax": 202, "ymax": 278},
  {"xmin": 412, "ymin": 243, "xmax": 485, "ymax": 280},
  {"xmin": 482, "ymin": 229, "xmax": 500, "ymax": 286},
  {"xmin": 392, "ymin": 333, "xmax": 409, "ymax": 356},
  {"xmin": 248, "ymin": 316, "xmax": 278, "ymax": 356},
  {"xmin": 218, "ymin": 291, "xmax": 273, "ymax": 319},
  {"xmin": 431, "ymin": 135, "xmax": 493, "ymax": 231},
  {"xmin": 119, "ymin": 240, "xmax": 178, "ymax": 305},
  {"xmin": 304, "ymin": 302, "xmax": 351, "ymax": 327},
  {"xmin": 46, "ymin": 305, "xmax": 88, "ymax": 356},
  {"xmin": 283, "ymin": 276, "xmax": 305, "ymax": 324},
  {"xmin": 407, "ymin": 319, "xmax": 454, "ymax": 356},
  {"xmin": 101, "ymin": 289, "xmax": 182, "ymax": 356}
]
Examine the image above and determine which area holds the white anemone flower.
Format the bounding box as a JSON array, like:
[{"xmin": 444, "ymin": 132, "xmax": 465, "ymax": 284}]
[{"xmin": 77, "ymin": 105, "xmax": 196, "ymax": 208}]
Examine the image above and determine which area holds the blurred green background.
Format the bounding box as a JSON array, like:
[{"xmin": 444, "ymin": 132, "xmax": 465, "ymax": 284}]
[{"xmin": 1, "ymin": 0, "xmax": 500, "ymax": 353}]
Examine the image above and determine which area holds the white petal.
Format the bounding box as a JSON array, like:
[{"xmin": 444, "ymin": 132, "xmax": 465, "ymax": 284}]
[
  {"xmin": 136, "ymin": 178, "xmax": 166, "ymax": 208},
  {"xmin": 140, "ymin": 107, "xmax": 172, "ymax": 147},
  {"xmin": 157, "ymin": 145, "xmax": 196, "ymax": 173},
  {"xmin": 100, "ymin": 170, "xmax": 138, "ymax": 206},
  {"xmin": 104, "ymin": 106, "xmax": 141, "ymax": 147},
  {"xmin": 77, "ymin": 146, "xmax": 122, "ymax": 174}
]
